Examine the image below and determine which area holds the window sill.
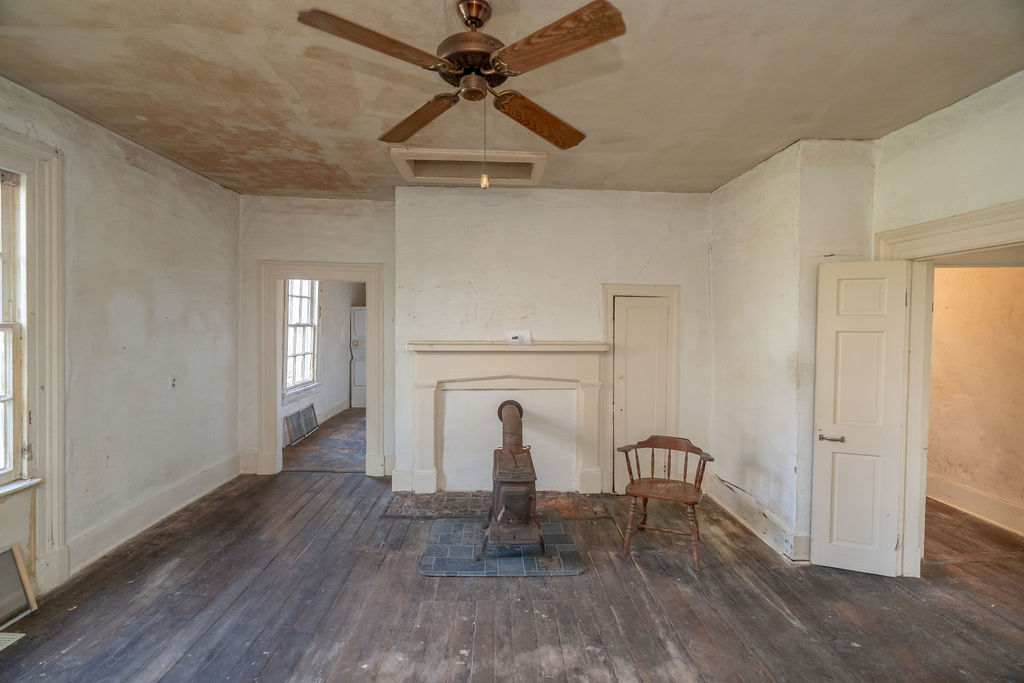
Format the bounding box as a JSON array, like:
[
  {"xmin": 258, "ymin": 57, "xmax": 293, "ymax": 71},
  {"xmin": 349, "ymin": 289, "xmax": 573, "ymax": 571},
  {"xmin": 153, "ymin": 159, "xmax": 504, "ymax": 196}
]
[
  {"xmin": 282, "ymin": 382, "xmax": 320, "ymax": 405},
  {"xmin": 0, "ymin": 477, "xmax": 42, "ymax": 501}
]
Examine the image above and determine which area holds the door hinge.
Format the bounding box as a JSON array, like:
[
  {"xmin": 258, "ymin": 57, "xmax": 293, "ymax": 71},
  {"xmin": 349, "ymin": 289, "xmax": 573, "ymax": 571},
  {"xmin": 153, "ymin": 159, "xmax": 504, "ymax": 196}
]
[
  {"xmin": 905, "ymin": 290, "xmax": 908, "ymax": 306},
  {"xmin": 21, "ymin": 442, "xmax": 32, "ymax": 461},
  {"xmin": 28, "ymin": 410, "xmax": 31, "ymax": 425}
]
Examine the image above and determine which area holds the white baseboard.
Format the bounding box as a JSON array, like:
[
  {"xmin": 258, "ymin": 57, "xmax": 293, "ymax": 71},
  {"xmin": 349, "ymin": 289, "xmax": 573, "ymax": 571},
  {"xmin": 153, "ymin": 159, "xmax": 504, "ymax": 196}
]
[
  {"xmin": 704, "ymin": 475, "xmax": 795, "ymax": 558},
  {"xmin": 239, "ymin": 452, "xmax": 258, "ymax": 474},
  {"xmin": 791, "ymin": 535, "xmax": 811, "ymax": 562},
  {"xmin": 67, "ymin": 455, "xmax": 240, "ymax": 574},
  {"xmin": 927, "ymin": 475, "xmax": 1024, "ymax": 537},
  {"xmin": 366, "ymin": 451, "xmax": 386, "ymax": 477},
  {"xmin": 320, "ymin": 398, "xmax": 351, "ymax": 423},
  {"xmin": 34, "ymin": 545, "xmax": 70, "ymax": 595},
  {"xmin": 391, "ymin": 468, "xmax": 413, "ymax": 491},
  {"xmin": 413, "ymin": 469, "xmax": 438, "ymax": 493}
]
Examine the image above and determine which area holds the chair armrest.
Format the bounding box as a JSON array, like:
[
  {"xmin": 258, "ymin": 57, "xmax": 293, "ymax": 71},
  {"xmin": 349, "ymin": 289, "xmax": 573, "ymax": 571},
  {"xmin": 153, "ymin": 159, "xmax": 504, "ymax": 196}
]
[
  {"xmin": 700, "ymin": 453, "xmax": 714, "ymax": 462},
  {"xmin": 616, "ymin": 444, "xmax": 637, "ymax": 453}
]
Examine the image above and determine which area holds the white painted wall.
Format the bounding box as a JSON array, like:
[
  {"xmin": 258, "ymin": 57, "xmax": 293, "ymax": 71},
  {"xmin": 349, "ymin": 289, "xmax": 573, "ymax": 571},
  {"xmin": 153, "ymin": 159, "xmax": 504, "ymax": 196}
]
[
  {"xmin": 873, "ymin": 70, "xmax": 1024, "ymax": 234},
  {"xmin": 928, "ymin": 267, "xmax": 1024, "ymax": 535},
  {"xmin": 394, "ymin": 187, "xmax": 711, "ymax": 490},
  {"xmin": 709, "ymin": 140, "xmax": 875, "ymax": 558},
  {"xmin": 0, "ymin": 76, "xmax": 240, "ymax": 583},
  {"xmin": 238, "ymin": 196, "xmax": 394, "ymax": 467},
  {"xmin": 709, "ymin": 144, "xmax": 802, "ymax": 552},
  {"xmin": 279, "ymin": 280, "xmax": 364, "ymax": 435}
]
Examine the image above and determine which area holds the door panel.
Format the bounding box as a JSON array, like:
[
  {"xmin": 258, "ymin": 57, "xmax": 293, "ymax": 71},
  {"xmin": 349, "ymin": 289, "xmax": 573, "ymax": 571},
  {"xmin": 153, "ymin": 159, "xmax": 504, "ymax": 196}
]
[
  {"xmin": 811, "ymin": 261, "xmax": 909, "ymax": 575},
  {"xmin": 612, "ymin": 296, "xmax": 670, "ymax": 493}
]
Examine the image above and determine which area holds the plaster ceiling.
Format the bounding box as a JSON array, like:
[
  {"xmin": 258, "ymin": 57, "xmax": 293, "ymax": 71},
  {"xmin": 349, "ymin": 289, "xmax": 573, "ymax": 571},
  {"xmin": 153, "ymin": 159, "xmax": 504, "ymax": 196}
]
[{"xmin": 1, "ymin": 1, "xmax": 1022, "ymax": 200}]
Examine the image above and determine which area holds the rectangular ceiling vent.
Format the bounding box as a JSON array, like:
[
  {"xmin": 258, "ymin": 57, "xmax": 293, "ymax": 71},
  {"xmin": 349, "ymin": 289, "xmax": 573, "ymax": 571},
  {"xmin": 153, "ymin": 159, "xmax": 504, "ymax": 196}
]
[{"xmin": 389, "ymin": 147, "xmax": 547, "ymax": 188}]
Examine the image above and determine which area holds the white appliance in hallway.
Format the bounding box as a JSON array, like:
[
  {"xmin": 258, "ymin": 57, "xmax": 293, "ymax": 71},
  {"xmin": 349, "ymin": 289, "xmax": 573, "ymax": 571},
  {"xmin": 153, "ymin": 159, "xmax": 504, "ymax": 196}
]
[{"xmin": 350, "ymin": 306, "xmax": 367, "ymax": 408}]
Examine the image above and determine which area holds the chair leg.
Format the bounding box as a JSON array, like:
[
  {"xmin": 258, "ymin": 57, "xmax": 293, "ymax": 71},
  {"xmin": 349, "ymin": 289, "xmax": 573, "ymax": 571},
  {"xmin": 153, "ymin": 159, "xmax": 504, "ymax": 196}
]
[
  {"xmin": 687, "ymin": 505, "xmax": 701, "ymax": 569},
  {"xmin": 623, "ymin": 497, "xmax": 638, "ymax": 556},
  {"xmin": 640, "ymin": 498, "xmax": 649, "ymax": 528}
]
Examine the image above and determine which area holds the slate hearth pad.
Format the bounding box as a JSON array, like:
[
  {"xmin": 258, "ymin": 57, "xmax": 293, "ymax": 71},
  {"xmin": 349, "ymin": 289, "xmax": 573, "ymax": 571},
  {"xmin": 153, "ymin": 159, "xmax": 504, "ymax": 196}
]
[{"xmin": 419, "ymin": 518, "xmax": 584, "ymax": 577}]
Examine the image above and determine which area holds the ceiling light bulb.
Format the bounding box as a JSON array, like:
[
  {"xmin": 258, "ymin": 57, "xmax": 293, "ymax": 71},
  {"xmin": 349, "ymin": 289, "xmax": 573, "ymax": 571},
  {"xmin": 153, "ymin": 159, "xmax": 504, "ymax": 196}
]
[{"xmin": 480, "ymin": 173, "xmax": 489, "ymax": 189}]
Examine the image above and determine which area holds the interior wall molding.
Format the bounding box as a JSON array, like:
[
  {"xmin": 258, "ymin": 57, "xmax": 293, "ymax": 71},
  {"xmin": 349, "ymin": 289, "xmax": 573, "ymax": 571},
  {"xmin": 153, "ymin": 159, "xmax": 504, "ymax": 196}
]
[
  {"xmin": 404, "ymin": 350, "xmax": 605, "ymax": 493},
  {"xmin": 600, "ymin": 283, "xmax": 680, "ymax": 493},
  {"xmin": 876, "ymin": 197, "xmax": 1024, "ymax": 577},
  {"xmin": 875, "ymin": 198, "xmax": 1024, "ymax": 260},
  {"xmin": 0, "ymin": 124, "xmax": 67, "ymax": 593},
  {"xmin": 256, "ymin": 260, "xmax": 385, "ymax": 476}
]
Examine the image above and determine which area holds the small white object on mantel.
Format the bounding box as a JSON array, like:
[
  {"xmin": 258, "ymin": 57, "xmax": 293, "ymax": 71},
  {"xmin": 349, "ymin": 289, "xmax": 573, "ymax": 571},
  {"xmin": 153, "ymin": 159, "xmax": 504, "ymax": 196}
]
[{"xmin": 505, "ymin": 330, "xmax": 532, "ymax": 345}]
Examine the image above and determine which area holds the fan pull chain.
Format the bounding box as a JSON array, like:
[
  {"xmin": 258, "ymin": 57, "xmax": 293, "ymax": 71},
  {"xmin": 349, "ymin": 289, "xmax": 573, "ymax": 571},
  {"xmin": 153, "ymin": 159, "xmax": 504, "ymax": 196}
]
[{"xmin": 480, "ymin": 98, "xmax": 489, "ymax": 188}]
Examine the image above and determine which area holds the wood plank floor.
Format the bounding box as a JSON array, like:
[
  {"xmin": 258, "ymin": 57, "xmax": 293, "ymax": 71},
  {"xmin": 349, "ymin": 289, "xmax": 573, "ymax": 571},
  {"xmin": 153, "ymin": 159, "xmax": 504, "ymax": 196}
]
[
  {"xmin": 283, "ymin": 408, "xmax": 365, "ymax": 473},
  {"xmin": 3, "ymin": 476, "xmax": 1023, "ymax": 681}
]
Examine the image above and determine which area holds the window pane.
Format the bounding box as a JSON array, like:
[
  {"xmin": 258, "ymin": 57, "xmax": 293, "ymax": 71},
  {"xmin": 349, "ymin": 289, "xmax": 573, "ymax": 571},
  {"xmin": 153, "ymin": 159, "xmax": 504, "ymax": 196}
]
[
  {"xmin": 0, "ymin": 329, "xmax": 7, "ymax": 396},
  {"xmin": 0, "ymin": 401, "xmax": 7, "ymax": 471},
  {"xmin": 288, "ymin": 279, "xmax": 301, "ymax": 296}
]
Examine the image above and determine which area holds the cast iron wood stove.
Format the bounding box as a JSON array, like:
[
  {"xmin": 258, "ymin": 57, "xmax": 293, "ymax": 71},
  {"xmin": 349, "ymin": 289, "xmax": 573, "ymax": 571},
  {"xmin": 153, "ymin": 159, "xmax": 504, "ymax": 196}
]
[{"xmin": 475, "ymin": 400, "xmax": 544, "ymax": 561}]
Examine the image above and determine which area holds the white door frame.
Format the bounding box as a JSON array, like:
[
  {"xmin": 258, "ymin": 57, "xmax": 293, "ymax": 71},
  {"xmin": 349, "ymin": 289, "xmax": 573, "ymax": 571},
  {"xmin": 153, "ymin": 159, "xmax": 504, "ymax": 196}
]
[
  {"xmin": 600, "ymin": 284, "xmax": 680, "ymax": 493},
  {"xmin": 875, "ymin": 198, "xmax": 1024, "ymax": 576},
  {"xmin": 257, "ymin": 261, "xmax": 385, "ymax": 476}
]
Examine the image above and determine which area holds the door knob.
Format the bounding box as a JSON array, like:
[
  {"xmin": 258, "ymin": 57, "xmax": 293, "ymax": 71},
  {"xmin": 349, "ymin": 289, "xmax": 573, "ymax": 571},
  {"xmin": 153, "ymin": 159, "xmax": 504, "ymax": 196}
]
[{"xmin": 818, "ymin": 434, "xmax": 846, "ymax": 443}]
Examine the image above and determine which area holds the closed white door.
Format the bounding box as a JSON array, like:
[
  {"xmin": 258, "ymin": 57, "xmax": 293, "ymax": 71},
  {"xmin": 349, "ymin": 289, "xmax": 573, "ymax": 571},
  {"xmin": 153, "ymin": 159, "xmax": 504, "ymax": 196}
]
[
  {"xmin": 811, "ymin": 261, "xmax": 910, "ymax": 575},
  {"xmin": 613, "ymin": 296, "xmax": 671, "ymax": 493}
]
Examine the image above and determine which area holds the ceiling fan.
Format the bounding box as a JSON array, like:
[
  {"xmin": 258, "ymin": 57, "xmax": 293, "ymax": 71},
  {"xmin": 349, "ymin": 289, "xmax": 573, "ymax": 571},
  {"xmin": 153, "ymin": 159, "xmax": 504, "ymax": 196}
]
[{"xmin": 297, "ymin": 0, "xmax": 626, "ymax": 150}]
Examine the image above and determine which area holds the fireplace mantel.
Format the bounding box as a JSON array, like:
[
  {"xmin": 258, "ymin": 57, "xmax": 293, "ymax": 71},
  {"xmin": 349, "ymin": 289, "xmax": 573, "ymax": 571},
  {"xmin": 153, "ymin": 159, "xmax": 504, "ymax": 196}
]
[
  {"xmin": 407, "ymin": 341, "xmax": 610, "ymax": 353},
  {"xmin": 402, "ymin": 340, "xmax": 607, "ymax": 493}
]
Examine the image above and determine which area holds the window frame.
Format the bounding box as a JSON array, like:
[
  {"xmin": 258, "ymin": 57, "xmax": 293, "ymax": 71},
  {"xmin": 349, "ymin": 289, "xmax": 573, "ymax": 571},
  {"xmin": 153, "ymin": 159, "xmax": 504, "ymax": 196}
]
[
  {"xmin": 282, "ymin": 279, "xmax": 320, "ymax": 395},
  {"xmin": 0, "ymin": 172, "xmax": 24, "ymax": 486}
]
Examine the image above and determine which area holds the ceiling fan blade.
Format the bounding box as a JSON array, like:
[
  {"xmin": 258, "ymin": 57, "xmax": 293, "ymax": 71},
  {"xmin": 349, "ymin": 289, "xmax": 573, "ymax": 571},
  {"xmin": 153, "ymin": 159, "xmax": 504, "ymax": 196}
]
[
  {"xmin": 379, "ymin": 94, "xmax": 460, "ymax": 143},
  {"xmin": 492, "ymin": 91, "xmax": 585, "ymax": 150},
  {"xmin": 489, "ymin": 0, "xmax": 626, "ymax": 76},
  {"xmin": 298, "ymin": 9, "xmax": 454, "ymax": 71}
]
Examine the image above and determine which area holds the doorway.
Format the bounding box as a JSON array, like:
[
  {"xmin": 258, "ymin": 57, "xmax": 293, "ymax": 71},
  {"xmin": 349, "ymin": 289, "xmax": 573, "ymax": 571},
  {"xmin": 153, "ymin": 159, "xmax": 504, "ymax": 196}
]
[
  {"xmin": 281, "ymin": 280, "xmax": 368, "ymax": 473},
  {"xmin": 602, "ymin": 284, "xmax": 680, "ymax": 494},
  {"xmin": 256, "ymin": 261, "xmax": 385, "ymax": 477},
  {"xmin": 922, "ymin": 260, "xmax": 1024, "ymax": 562},
  {"xmin": 869, "ymin": 199, "xmax": 1024, "ymax": 576}
]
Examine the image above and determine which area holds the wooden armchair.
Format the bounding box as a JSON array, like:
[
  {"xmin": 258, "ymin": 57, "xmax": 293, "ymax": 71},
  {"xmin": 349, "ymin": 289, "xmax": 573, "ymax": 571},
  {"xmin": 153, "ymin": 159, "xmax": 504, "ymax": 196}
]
[{"xmin": 617, "ymin": 435, "xmax": 714, "ymax": 568}]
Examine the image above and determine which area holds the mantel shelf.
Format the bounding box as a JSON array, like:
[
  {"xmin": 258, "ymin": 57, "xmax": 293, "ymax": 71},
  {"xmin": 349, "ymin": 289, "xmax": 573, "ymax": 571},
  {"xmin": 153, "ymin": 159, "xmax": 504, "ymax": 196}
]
[{"xmin": 407, "ymin": 341, "xmax": 610, "ymax": 353}]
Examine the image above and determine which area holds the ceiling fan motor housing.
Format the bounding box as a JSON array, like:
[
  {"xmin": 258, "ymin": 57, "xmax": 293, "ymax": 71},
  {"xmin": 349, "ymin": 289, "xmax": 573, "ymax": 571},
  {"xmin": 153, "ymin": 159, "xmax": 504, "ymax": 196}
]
[
  {"xmin": 436, "ymin": 31, "xmax": 508, "ymax": 87},
  {"xmin": 457, "ymin": 0, "xmax": 492, "ymax": 29}
]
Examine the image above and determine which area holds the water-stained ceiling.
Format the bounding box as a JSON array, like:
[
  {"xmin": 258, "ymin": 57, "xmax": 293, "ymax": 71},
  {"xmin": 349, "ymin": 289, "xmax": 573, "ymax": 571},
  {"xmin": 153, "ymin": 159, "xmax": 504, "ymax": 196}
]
[{"xmin": 1, "ymin": 0, "xmax": 1022, "ymax": 200}]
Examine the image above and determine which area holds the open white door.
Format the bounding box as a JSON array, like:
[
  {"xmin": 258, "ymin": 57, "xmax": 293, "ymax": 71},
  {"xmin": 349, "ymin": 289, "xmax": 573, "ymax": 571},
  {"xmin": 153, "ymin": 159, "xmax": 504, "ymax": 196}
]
[{"xmin": 811, "ymin": 261, "xmax": 910, "ymax": 576}]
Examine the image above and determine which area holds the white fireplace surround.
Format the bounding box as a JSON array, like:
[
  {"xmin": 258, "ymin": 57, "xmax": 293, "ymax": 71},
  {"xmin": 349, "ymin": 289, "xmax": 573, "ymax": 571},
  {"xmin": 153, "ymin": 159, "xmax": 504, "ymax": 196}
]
[{"xmin": 399, "ymin": 341, "xmax": 609, "ymax": 493}]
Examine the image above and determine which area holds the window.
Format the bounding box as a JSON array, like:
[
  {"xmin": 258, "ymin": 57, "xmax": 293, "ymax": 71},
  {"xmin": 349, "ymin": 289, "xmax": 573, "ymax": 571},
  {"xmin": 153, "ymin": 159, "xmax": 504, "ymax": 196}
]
[
  {"xmin": 0, "ymin": 169, "xmax": 24, "ymax": 485},
  {"xmin": 284, "ymin": 279, "xmax": 319, "ymax": 391}
]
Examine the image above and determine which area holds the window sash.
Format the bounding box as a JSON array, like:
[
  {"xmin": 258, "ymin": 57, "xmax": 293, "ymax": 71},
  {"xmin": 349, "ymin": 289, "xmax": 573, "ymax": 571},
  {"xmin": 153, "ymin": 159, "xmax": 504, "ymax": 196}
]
[
  {"xmin": 0, "ymin": 323, "xmax": 20, "ymax": 484},
  {"xmin": 283, "ymin": 280, "xmax": 319, "ymax": 391}
]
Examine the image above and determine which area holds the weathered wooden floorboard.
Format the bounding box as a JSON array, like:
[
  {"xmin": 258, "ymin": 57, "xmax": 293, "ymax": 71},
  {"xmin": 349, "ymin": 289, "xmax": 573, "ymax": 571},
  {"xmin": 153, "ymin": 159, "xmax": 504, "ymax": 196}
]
[
  {"xmin": 7, "ymin": 473, "xmax": 318, "ymax": 681},
  {"xmin": 282, "ymin": 550, "xmax": 388, "ymax": 681},
  {"xmin": 87, "ymin": 474, "xmax": 335, "ymax": 683},
  {"xmin": 325, "ymin": 550, "xmax": 415, "ymax": 681},
  {"xmin": 4, "ymin": 476, "xmax": 1024, "ymax": 682},
  {"xmin": 219, "ymin": 474, "xmax": 384, "ymax": 682},
  {"xmin": 468, "ymin": 599, "xmax": 498, "ymax": 682},
  {"xmin": 155, "ymin": 473, "xmax": 355, "ymax": 682}
]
